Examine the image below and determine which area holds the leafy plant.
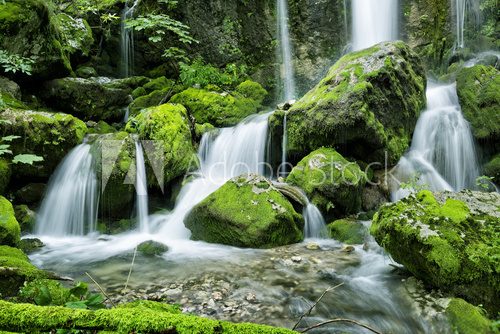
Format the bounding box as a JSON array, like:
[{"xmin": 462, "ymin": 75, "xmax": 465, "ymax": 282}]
[
  {"xmin": 400, "ymin": 173, "xmax": 429, "ymax": 192},
  {"xmin": 476, "ymin": 175, "xmax": 495, "ymax": 191},
  {"xmin": 126, "ymin": 13, "xmax": 197, "ymax": 45},
  {"xmin": 179, "ymin": 58, "xmax": 248, "ymax": 88},
  {"xmin": 0, "ymin": 120, "xmax": 44, "ymax": 166},
  {"xmin": 19, "ymin": 280, "xmax": 105, "ymax": 310},
  {"xmin": 0, "ymin": 50, "xmax": 34, "ymax": 75}
]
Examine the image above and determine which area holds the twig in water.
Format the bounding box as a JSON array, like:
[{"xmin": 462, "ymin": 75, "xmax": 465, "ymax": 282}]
[
  {"xmin": 292, "ymin": 282, "xmax": 344, "ymax": 330},
  {"xmin": 85, "ymin": 272, "xmax": 116, "ymax": 307},
  {"xmin": 300, "ymin": 318, "xmax": 383, "ymax": 334},
  {"xmin": 124, "ymin": 246, "xmax": 138, "ymax": 291}
]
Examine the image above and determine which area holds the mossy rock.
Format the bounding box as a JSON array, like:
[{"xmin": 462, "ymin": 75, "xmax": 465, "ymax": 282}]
[
  {"xmin": 14, "ymin": 183, "xmax": 46, "ymax": 205},
  {"xmin": 0, "ymin": 196, "xmax": 20, "ymax": 247},
  {"xmin": 14, "ymin": 205, "xmax": 36, "ymax": 234},
  {"xmin": 371, "ymin": 190, "xmax": 500, "ymax": 312},
  {"xmin": 282, "ymin": 41, "xmax": 426, "ymax": 165},
  {"xmin": 129, "ymin": 83, "xmax": 184, "ymax": 117},
  {"xmin": 445, "ymin": 298, "xmax": 495, "ymax": 334},
  {"xmin": 137, "ymin": 240, "xmax": 169, "ymax": 256},
  {"xmin": 126, "ymin": 103, "xmax": 197, "ymax": 188},
  {"xmin": 170, "ymin": 81, "xmax": 267, "ymax": 127},
  {"xmin": 0, "ymin": 159, "xmax": 11, "ymax": 195},
  {"xmin": 41, "ymin": 77, "xmax": 131, "ymax": 122},
  {"xmin": 19, "ymin": 238, "xmax": 44, "ymax": 254},
  {"xmin": 0, "ymin": 77, "xmax": 21, "ymax": 100},
  {"xmin": 0, "ymin": 108, "xmax": 87, "ymax": 180},
  {"xmin": 185, "ymin": 174, "xmax": 304, "ymax": 248},
  {"xmin": 484, "ymin": 154, "xmax": 500, "ymax": 185},
  {"xmin": 287, "ymin": 148, "xmax": 366, "ymax": 218},
  {"xmin": 0, "ymin": 245, "xmax": 48, "ymax": 297},
  {"xmin": 0, "ymin": 0, "xmax": 93, "ymax": 79},
  {"xmin": 328, "ymin": 218, "xmax": 367, "ymax": 244},
  {"xmin": 75, "ymin": 66, "xmax": 97, "ymax": 78},
  {"xmin": 93, "ymin": 132, "xmax": 135, "ymax": 220},
  {"xmin": 456, "ymin": 65, "xmax": 500, "ymax": 150},
  {"xmin": 86, "ymin": 120, "xmax": 117, "ymax": 135}
]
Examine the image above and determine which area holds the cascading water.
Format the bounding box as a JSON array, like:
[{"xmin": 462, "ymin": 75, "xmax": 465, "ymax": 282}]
[
  {"xmin": 152, "ymin": 112, "xmax": 273, "ymax": 239},
  {"xmin": 36, "ymin": 143, "xmax": 99, "ymax": 236},
  {"xmin": 302, "ymin": 202, "xmax": 328, "ymax": 239},
  {"xmin": 134, "ymin": 140, "xmax": 149, "ymax": 233},
  {"xmin": 392, "ymin": 83, "xmax": 480, "ymax": 200},
  {"xmin": 454, "ymin": 0, "xmax": 467, "ymax": 49},
  {"xmin": 351, "ymin": 0, "xmax": 399, "ymax": 51},
  {"xmin": 277, "ymin": 0, "xmax": 296, "ymax": 101},
  {"xmin": 120, "ymin": 0, "xmax": 140, "ymax": 78}
]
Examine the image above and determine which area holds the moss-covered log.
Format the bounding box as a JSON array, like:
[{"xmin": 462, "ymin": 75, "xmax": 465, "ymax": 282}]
[{"xmin": 0, "ymin": 300, "xmax": 296, "ymax": 334}]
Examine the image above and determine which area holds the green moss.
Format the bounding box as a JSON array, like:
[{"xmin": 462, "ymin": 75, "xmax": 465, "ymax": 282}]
[
  {"xmin": 284, "ymin": 41, "xmax": 425, "ymax": 165},
  {"xmin": 185, "ymin": 174, "xmax": 303, "ymax": 248},
  {"xmin": 171, "ymin": 82, "xmax": 267, "ymax": 127},
  {"xmin": 126, "ymin": 103, "xmax": 197, "ymax": 187},
  {"xmin": 18, "ymin": 279, "xmax": 72, "ymax": 306},
  {"xmin": 456, "ymin": 65, "xmax": 500, "ymax": 142},
  {"xmin": 0, "ymin": 159, "xmax": 11, "ymax": 195},
  {"xmin": 129, "ymin": 83, "xmax": 184, "ymax": 117},
  {"xmin": 0, "ymin": 300, "xmax": 296, "ymax": 333},
  {"xmin": 143, "ymin": 76, "xmax": 175, "ymax": 93},
  {"xmin": 287, "ymin": 148, "xmax": 366, "ymax": 218},
  {"xmin": 137, "ymin": 240, "xmax": 169, "ymax": 256},
  {"xmin": 328, "ymin": 219, "xmax": 367, "ymax": 244},
  {"xmin": 371, "ymin": 190, "xmax": 500, "ymax": 312},
  {"xmin": 194, "ymin": 122, "xmax": 215, "ymax": 138},
  {"xmin": 446, "ymin": 298, "xmax": 494, "ymax": 334},
  {"xmin": 0, "ymin": 109, "xmax": 87, "ymax": 179},
  {"xmin": 235, "ymin": 80, "xmax": 268, "ymax": 102},
  {"xmin": 484, "ymin": 154, "xmax": 500, "ymax": 184},
  {"xmin": 51, "ymin": 13, "xmax": 93, "ymax": 56},
  {"xmin": 14, "ymin": 205, "xmax": 36, "ymax": 234},
  {"xmin": 0, "ymin": 196, "xmax": 20, "ymax": 247}
]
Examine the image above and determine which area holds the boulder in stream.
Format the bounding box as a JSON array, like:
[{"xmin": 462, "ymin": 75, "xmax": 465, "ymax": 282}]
[
  {"xmin": 371, "ymin": 190, "xmax": 500, "ymax": 312},
  {"xmin": 277, "ymin": 41, "xmax": 426, "ymax": 165},
  {"xmin": 185, "ymin": 174, "xmax": 304, "ymax": 248},
  {"xmin": 287, "ymin": 148, "xmax": 366, "ymax": 218}
]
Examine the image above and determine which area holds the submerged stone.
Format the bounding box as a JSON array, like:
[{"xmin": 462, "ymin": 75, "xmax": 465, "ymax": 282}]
[
  {"xmin": 371, "ymin": 190, "xmax": 500, "ymax": 312},
  {"xmin": 281, "ymin": 41, "xmax": 426, "ymax": 165},
  {"xmin": 137, "ymin": 240, "xmax": 169, "ymax": 256},
  {"xmin": 185, "ymin": 174, "xmax": 304, "ymax": 248},
  {"xmin": 287, "ymin": 148, "xmax": 366, "ymax": 218}
]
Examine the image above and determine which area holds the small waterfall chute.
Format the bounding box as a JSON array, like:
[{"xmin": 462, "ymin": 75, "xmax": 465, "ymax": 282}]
[
  {"xmin": 134, "ymin": 140, "xmax": 149, "ymax": 233},
  {"xmin": 120, "ymin": 0, "xmax": 141, "ymax": 77},
  {"xmin": 392, "ymin": 83, "xmax": 480, "ymax": 200},
  {"xmin": 277, "ymin": 0, "xmax": 296, "ymax": 101},
  {"xmin": 303, "ymin": 202, "xmax": 328, "ymax": 239},
  {"xmin": 36, "ymin": 143, "xmax": 99, "ymax": 236}
]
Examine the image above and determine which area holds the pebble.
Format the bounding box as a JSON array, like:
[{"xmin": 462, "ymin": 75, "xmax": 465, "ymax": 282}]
[{"xmin": 291, "ymin": 256, "xmax": 302, "ymax": 263}]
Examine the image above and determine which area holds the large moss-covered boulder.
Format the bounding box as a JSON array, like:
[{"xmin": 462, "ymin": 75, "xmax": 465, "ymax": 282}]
[
  {"xmin": 126, "ymin": 103, "xmax": 197, "ymax": 188},
  {"xmin": 281, "ymin": 41, "xmax": 426, "ymax": 165},
  {"xmin": 0, "ymin": 108, "xmax": 87, "ymax": 180},
  {"xmin": 170, "ymin": 80, "xmax": 267, "ymax": 127},
  {"xmin": 93, "ymin": 132, "xmax": 135, "ymax": 220},
  {"xmin": 185, "ymin": 174, "xmax": 304, "ymax": 248},
  {"xmin": 371, "ymin": 190, "xmax": 500, "ymax": 312},
  {"xmin": 445, "ymin": 298, "xmax": 495, "ymax": 334},
  {"xmin": 0, "ymin": 0, "xmax": 93, "ymax": 79},
  {"xmin": 456, "ymin": 65, "xmax": 500, "ymax": 152},
  {"xmin": 41, "ymin": 78, "xmax": 131, "ymax": 122},
  {"xmin": 287, "ymin": 148, "xmax": 366, "ymax": 218},
  {"xmin": 0, "ymin": 196, "xmax": 20, "ymax": 247}
]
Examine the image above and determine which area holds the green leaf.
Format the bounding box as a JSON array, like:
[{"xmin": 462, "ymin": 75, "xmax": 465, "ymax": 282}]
[
  {"xmin": 0, "ymin": 119, "xmax": 12, "ymax": 125},
  {"xmin": 34, "ymin": 286, "xmax": 52, "ymax": 306},
  {"xmin": 65, "ymin": 301, "xmax": 88, "ymax": 309},
  {"xmin": 1, "ymin": 135, "xmax": 20, "ymax": 142},
  {"xmin": 69, "ymin": 282, "xmax": 88, "ymax": 298},
  {"xmin": 85, "ymin": 293, "xmax": 105, "ymax": 310},
  {"xmin": 12, "ymin": 154, "xmax": 44, "ymax": 165}
]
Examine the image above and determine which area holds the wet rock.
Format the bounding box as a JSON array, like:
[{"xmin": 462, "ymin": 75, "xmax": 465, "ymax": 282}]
[
  {"xmin": 14, "ymin": 205, "xmax": 36, "ymax": 234},
  {"xmin": 137, "ymin": 240, "xmax": 169, "ymax": 256},
  {"xmin": 19, "ymin": 238, "xmax": 44, "ymax": 253},
  {"xmin": 14, "ymin": 183, "xmax": 46, "ymax": 205}
]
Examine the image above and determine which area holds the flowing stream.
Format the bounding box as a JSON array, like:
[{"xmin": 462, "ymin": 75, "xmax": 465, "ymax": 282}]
[
  {"xmin": 134, "ymin": 140, "xmax": 149, "ymax": 233},
  {"xmin": 392, "ymin": 83, "xmax": 480, "ymax": 200},
  {"xmin": 351, "ymin": 0, "xmax": 399, "ymax": 51}
]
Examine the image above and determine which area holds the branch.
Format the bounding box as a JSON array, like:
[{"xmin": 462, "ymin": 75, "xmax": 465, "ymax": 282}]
[
  {"xmin": 85, "ymin": 272, "xmax": 116, "ymax": 307},
  {"xmin": 292, "ymin": 283, "xmax": 344, "ymax": 330},
  {"xmin": 300, "ymin": 318, "xmax": 383, "ymax": 334}
]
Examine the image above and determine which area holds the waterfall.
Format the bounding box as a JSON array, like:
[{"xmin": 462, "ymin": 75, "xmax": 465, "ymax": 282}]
[
  {"xmin": 134, "ymin": 141, "xmax": 149, "ymax": 233},
  {"xmin": 351, "ymin": 0, "xmax": 399, "ymax": 51},
  {"xmin": 36, "ymin": 144, "xmax": 99, "ymax": 236},
  {"xmin": 392, "ymin": 83, "xmax": 480, "ymax": 200},
  {"xmin": 455, "ymin": 0, "xmax": 467, "ymax": 49},
  {"xmin": 303, "ymin": 203, "xmax": 328, "ymax": 239},
  {"xmin": 277, "ymin": 0, "xmax": 296, "ymax": 101},
  {"xmin": 120, "ymin": 0, "xmax": 140, "ymax": 77},
  {"xmin": 152, "ymin": 112, "xmax": 272, "ymax": 239},
  {"xmin": 281, "ymin": 113, "xmax": 288, "ymax": 177}
]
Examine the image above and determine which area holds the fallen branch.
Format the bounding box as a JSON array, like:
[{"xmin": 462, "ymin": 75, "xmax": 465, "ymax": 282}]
[
  {"xmin": 300, "ymin": 318, "xmax": 383, "ymax": 334},
  {"xmin": 292, "ymin": 283, "xmax": 344, "ymax": 330},
  {"xmin": 85, "ymin": 272, "xmax": 116, "ymax": 307},
  {"xmin": 124, "ymin": 246, "xmax": 137, "ymax": 291}
]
